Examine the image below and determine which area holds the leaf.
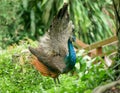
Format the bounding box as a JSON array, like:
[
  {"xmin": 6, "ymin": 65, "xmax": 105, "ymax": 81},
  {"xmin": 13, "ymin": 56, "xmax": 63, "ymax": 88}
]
[
  {"xmin": 30, "ymin": 10, "xmax": 35, "ymax": 36},
  {"xmin": 104, "ymin": 56, "xmax": 113, "ymax": 67},
  {"xmin": 22, "ymin": 0, "xmax": 28, "ymax": 10}
]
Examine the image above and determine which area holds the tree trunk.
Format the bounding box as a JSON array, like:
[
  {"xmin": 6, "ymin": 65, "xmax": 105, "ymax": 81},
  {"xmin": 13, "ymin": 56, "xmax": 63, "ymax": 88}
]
[{"xmin": 112, "ymin": 0, "xmax": 120, "ymax": 79}]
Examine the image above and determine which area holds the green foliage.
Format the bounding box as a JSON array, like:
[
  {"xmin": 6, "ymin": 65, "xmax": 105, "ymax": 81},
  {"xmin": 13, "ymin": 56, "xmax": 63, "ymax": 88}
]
[
  {"xmin": 0, "ymin": 40, "xmax": 116, "ymax": 93},
  {"xmin": 0, "ymin": 0, "xmax": 25, "ymax": 48},
  {"xmin": 76, "ymin": 50, "xmax": 116, "ymax": 85},
  {"xmin": 20, "ymin": 0, "xmax": 115, "ymax": 44},
  {"xmin": 69, "ymin": 0, "xmax": 115, "ymax": 44},
  {"xmin": 0, "ymin": 40, "xmax": 53, "ymax": 92},
  {"xmin": 0, "ymin": 0, "xmax": 118, "ymax": 92},
  {"xmin": 19, "ymin": 0, "xmax": 64, "ymax": 37},
  {"xmin": 0, "ymin": 0, "xmax": 115, "ymax": 48}
]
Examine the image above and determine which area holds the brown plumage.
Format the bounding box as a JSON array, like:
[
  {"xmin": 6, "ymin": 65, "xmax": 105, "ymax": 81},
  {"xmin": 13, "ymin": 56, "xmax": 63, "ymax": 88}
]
[{"xmin": 31, "ymin": 56, "xmax": 59, "ymax": 78}]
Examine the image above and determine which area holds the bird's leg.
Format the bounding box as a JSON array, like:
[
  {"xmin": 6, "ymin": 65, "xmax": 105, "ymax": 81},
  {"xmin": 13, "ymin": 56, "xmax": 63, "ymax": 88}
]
[
  {"xmin": 57, "ymin": 77, "xmax": 60, "ymax": 84},
  {"xmin": 53, "ymin": 78, "xmax": 60, "ymax": 86},
  {"xmin": 53, "ymin": 78, "xmax": 57, "ymax": 84}
]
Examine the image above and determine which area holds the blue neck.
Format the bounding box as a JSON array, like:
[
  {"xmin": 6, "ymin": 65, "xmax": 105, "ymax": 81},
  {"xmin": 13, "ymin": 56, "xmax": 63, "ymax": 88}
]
[{"xmin": 67, "ymin": 39, "xmax": 76, "ymax": 68}]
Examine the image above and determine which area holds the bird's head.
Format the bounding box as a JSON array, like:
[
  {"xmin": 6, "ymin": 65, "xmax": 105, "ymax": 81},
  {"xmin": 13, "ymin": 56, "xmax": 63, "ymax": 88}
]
[
  {"xmin": 69, "ymin": 23, "xmax": 76, "ymax": 42},
  {"xmin": 69, "ymin": 35, "xmax": 76, "ymax": 42},
  {"xmin": 69, "ymin": 27, "xmax": 76, "ymax": 42}
]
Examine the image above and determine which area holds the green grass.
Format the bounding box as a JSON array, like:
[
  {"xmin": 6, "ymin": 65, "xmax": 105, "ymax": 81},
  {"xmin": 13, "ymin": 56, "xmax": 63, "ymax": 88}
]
[{"xmin": 0, "ymin": 40, "xmax": 116, "ymax": 93}]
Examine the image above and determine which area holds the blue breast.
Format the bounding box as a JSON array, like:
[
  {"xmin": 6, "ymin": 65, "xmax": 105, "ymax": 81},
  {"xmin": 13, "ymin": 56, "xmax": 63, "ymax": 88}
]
[{"xmin": 64, "ymin": 39, "xmax": 76, "ymax": 70}]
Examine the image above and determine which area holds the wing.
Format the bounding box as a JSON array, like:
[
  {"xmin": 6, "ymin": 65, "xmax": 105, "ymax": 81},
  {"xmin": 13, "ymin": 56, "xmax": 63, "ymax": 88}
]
[
  {"xmin": 29, "ymin": 47, "xmax": 66, "ymax": 73},
  {"xmin": 31, "ymin": 56, "xmax": 59, "ymax": 78}
]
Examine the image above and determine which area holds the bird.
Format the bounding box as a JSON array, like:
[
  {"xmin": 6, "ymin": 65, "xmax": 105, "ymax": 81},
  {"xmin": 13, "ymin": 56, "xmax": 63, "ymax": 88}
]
[{"xmin": 29, "ymin": 3, "xmax": 76, "ymax": 84}]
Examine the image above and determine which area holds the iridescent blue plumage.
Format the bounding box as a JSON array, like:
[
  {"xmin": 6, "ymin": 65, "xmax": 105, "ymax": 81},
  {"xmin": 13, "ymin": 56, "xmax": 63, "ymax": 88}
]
[{"xmin": 64, "ymin": 38, "xmax": 76, "ymax": 72}]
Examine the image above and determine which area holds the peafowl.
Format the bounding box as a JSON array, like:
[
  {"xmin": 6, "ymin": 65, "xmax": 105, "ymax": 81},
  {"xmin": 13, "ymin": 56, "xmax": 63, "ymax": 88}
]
[{"xmin": 29, "ymin": 3, "xmax": 76, "ymax": 84}]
